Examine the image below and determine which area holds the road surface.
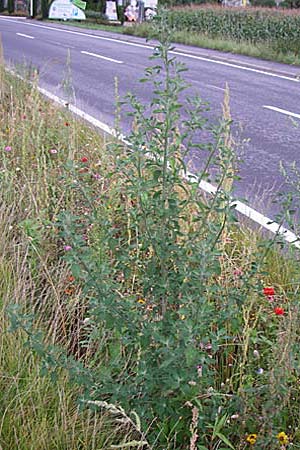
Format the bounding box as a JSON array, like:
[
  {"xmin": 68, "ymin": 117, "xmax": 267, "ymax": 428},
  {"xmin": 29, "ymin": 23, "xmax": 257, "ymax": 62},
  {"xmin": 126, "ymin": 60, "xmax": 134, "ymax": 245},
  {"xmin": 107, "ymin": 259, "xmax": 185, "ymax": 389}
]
[{"xmin": 1, "ymin": 16, "xmax": 300, "ymax": 218}]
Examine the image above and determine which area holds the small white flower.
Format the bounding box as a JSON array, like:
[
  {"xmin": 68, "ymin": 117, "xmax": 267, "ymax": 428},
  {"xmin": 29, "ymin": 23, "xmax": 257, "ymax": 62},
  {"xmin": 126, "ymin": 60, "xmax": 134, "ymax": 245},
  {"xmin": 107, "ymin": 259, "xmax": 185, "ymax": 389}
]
[{"xmin": 253, "ymin": 349, "xmax": 260, "ymax": 358}]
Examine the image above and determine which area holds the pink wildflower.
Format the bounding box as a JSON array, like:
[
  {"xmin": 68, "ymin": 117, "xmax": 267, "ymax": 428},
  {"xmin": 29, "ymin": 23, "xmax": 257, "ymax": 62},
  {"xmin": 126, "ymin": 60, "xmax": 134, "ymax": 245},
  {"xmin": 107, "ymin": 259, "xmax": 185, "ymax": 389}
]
[{"xmin": 233, "ymin": 268, "xmax": 243, "ymax": 277}]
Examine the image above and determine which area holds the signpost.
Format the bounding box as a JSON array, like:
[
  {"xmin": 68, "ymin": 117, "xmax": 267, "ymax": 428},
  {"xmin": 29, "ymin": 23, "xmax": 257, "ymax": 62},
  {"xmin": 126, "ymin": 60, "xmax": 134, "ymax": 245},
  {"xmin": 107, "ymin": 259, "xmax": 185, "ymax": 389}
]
[
  {"xmin": 48, "ymin": 0, "xmax": 86, "ymax": 20},
  {"xmin": 105, "ymin": 1, "xmax": 118, "ymax": 20}
]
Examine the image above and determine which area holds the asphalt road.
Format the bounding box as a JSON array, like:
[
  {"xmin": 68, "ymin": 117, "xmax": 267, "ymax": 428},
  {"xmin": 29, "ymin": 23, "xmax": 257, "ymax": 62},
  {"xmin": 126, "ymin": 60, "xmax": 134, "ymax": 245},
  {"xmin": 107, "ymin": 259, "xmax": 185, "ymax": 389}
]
[{"xmin": 1, "ymin": 16, "xmax": 300, "ymax": 217}]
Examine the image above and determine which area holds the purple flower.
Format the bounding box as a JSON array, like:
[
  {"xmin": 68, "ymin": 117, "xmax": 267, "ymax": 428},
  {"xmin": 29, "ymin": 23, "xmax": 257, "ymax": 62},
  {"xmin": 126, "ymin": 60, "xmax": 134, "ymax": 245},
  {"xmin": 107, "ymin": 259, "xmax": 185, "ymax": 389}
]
[
  {"xmin": 4, "ymin": 146, "xmax": 12, "ymax": 152},
  {"xmin": 63, "ymin": 245, "xmax": 72, "ymax": 252}
]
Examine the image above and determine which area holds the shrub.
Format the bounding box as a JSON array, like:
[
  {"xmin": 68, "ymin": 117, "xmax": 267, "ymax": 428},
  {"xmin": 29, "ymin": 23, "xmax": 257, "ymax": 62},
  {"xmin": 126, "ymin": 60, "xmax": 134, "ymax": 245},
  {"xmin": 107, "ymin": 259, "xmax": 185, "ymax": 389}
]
[
  {"xmin": 85, "ymin": 9, "xmax": 108, "ymax": 22},
  {"xmin": 7, "ymin": 0, "xmax": 14, "ymax": 13},
  {"xmin": 251, "ymin": 0, "xmax": 276, "ymax": 7}
]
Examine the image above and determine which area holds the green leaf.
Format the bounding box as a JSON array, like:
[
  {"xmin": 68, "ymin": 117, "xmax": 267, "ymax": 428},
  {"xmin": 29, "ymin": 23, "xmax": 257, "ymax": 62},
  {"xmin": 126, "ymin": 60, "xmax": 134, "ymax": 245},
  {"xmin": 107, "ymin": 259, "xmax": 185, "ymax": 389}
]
[{"xmin": 216, "ymin": 432, "xmax": 235, "ymax": 450}]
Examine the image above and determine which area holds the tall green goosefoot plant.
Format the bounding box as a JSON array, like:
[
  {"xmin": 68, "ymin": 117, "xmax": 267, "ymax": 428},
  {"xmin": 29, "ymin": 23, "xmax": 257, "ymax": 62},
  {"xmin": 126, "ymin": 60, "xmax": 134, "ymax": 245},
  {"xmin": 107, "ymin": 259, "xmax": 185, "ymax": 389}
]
[{"xmin": 94, "ymin": 18, "xmax": 241, "ymax": 448}]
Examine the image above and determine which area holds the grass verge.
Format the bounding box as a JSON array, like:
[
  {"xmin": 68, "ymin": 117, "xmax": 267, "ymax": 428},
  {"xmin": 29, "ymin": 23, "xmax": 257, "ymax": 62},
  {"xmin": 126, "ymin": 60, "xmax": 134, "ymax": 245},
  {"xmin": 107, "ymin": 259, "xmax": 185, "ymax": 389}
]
[
  {"xmin": 0, "ymin": 65, "xmax": 142, "ymax": 449},
  {"xmin": 1, "ymin": 32, "xmax": 300, "ymax": 449}
]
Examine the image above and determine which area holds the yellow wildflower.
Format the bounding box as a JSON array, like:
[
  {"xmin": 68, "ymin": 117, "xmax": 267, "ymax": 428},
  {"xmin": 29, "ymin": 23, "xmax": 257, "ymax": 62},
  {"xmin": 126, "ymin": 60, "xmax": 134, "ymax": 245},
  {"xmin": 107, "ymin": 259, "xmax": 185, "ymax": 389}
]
[
  {"xmin": 246, "ymin": 434, "xmax": 257, "ymax": 445},
  {"xmin": 277, "ymin": 432, "xmax": 289, "ymax": 445},
  {"xmin": 137, "ymin": 298, "xmax": 146, "ymax": 305}
]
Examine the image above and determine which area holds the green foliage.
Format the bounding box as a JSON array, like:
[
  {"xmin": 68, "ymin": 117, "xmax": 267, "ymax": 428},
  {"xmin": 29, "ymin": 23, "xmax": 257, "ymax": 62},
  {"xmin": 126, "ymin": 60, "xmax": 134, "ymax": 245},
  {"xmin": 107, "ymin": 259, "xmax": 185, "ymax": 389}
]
[
  {"xmin": 280, "ymin": 0, "xmax": 300, "ymax": 7},
  {"xmin": 85, "ymin": 9, "xmax": 108, "ymax": 21},
  {"xmin": 86, "ymin": 0, "xmax": 106, "ymax": 11},
  {"xmin": 7, "ymin": 0, "xmax": 14, "ymax": 13},
  {"xmin": 117, "ymin": 4, "xmax": 125, "ymax": 23},
  {"xmin": 41, "ymin": 0, "xmax": 49, "ymax": 19},
  {"xmin": 164, "ymin": 6, "xmax": 300, "ymax": 56},
  {"xmin": 251, "ymin": 0, "xmax": 276, "ymax": 7}
]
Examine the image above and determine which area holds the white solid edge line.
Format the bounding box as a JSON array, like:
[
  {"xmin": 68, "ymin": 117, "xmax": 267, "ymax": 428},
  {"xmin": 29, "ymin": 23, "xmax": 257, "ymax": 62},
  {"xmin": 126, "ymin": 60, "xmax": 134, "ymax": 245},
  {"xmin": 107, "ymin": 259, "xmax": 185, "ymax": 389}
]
[
  {"xmin": 6, "ymin": 67, "xmax": 299, "ymax": 249},
  {"xmin": 170, "ymin": 50, "xmax": 300, "ymax": 83},
  {"xmin": 206, "ymin": 84, "xmax": 226, "ymax": 92},
  {"xmin": 37, "ymin": 85, "xmax": 300, "ymax": 249},
  {"xmin": 183, "ymin": 170, "xmax": 300, "ymax": 248},
  {"xmin": 37, "ymin": 86, "xmax": 118, "ymax": 136},
  {"xmin": 2, "ymin": 17, "xmax": 300, "ymax": 84},
  {"xmin": 16, "ymin": 32, "xmax": 35, "ymax": 39},
  {"xmin": 81, "ymin": 50, "xmax": 123, "ymax": 64},
  {"xmin": 263, "ymin": 105, "xmax": 300, "ymax": 119}
]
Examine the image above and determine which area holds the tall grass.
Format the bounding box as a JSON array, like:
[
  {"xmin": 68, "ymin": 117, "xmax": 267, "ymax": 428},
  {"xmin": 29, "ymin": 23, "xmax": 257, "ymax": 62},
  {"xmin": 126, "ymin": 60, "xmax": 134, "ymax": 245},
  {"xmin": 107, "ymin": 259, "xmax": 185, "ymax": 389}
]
[{"xmin": 0, "ymin": 53, "xmax": 146, "ymax": 449}]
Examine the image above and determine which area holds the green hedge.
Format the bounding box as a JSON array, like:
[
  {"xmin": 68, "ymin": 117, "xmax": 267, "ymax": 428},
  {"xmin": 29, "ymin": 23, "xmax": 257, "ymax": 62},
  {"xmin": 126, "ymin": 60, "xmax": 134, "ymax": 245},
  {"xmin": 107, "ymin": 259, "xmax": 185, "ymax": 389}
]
[
  {"xmin": 166, "ymin": 6, "xmax": 300, "ymax": 54},
  {"xmin": 85, "ymin": 9, "xmax": 108, "ymax": 21}
]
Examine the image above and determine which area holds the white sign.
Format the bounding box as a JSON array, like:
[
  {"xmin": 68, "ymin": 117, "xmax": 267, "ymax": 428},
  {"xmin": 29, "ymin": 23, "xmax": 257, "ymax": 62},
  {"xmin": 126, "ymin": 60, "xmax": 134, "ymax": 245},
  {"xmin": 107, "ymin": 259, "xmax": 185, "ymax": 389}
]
[
  {"xmin": 49, "ymin": 0, "xmax": 86, "ymax": 20},
  {"xmin": 105, "ymin": 1, "xmax": 118, "ymax": 20},
  {"xmin": 144, "ymin": 0, "xmax": 157, "ymax": 7}
]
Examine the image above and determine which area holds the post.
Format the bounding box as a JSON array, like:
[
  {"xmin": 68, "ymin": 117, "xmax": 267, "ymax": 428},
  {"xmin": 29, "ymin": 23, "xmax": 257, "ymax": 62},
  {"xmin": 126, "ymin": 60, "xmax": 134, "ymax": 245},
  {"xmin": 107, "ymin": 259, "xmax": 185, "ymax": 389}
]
[{"xmin": 138, "ymin": 0, "xmax": 144, "ymax": 23}]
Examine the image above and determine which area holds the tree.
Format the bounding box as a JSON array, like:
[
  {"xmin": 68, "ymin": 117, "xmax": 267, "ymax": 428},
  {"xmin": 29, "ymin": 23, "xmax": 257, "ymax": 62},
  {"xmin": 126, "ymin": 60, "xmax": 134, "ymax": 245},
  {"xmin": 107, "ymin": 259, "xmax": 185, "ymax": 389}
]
[
  {"xmin": 41, "ymin": 0, "xmax": 49, "ymax": 18},
  {"xmin": 8, "ymin": 0, "xmax": 15, "ymax": 13}
]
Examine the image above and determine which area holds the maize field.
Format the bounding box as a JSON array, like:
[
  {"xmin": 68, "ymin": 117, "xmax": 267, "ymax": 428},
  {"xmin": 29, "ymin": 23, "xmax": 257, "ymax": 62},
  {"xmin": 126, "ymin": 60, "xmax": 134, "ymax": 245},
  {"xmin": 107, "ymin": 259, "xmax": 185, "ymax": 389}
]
[{"xmin": 167, "ymin": 6, "xmax": 300, "ymax": 55}]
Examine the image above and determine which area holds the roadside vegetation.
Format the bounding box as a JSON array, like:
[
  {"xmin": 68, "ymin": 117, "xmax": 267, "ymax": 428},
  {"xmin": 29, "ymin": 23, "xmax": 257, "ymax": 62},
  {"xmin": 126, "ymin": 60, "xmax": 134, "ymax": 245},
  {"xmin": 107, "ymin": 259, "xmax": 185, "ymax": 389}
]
[
  {"xmin": 1, "ymin": 22, "xmax": 300, "ymax": 449},
  {"xmin": 123, "ymin": 5, "xmax": 300, "ymax": 65},
  {"xmin": 0, "ymin": 63, "xmax": 133, "ymax": 449}
]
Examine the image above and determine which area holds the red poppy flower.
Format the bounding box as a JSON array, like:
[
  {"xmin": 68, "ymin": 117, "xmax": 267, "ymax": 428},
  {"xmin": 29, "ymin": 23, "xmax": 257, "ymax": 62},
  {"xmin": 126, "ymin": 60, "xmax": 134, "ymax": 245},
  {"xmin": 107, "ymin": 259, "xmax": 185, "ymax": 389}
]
[
  {"xmin": 68, "ymin": 276, "xmax": 75, "ymax": 282},
  {"xmin": 81, "ymin": 156, "xmax": 88, "ymax": 163},
  {"xmin": 263, "ymin": 287, "xmax": 275, "ymax": 296},
  {"xmin": 274, "ymin": 307, "xmax": 284, "ymax": 316},
  {"xmin": 65, "ymin": 122, "xmax": 70, "ymax": 127}
]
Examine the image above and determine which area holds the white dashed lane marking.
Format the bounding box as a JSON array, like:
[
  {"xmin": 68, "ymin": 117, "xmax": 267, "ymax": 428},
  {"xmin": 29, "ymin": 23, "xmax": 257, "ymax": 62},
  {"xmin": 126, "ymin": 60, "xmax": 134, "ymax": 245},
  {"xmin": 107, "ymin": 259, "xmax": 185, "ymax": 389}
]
[
  {"xmin": 81, "ymin": 50, "xmax": 123, "ymax": 64},
  {"xmin": 263, "ymin": 105, "xmax": 300, "ymax": 119},
  {"xmin": 16, "ymin": 32, "xmax": 35, "ymax": 39}
]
